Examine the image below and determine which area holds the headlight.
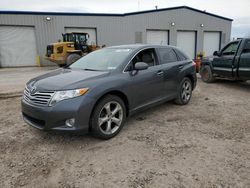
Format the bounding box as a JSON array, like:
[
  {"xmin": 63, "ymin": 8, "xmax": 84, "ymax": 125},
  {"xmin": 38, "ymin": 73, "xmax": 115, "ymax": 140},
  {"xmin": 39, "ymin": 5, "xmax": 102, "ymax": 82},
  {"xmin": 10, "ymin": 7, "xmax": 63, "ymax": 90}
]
[{"xmin": 49, "ymin": 88, "xmax": 88, "ymax": 106}]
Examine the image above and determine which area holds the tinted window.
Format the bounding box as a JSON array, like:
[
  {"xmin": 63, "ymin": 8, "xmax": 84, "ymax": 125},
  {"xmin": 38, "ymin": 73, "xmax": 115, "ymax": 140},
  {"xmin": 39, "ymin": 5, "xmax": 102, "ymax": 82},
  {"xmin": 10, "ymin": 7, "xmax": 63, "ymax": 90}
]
[
  {"xmin": 242, "ymin": 40, "xmax": 250, "ymax": 54},
  {"xmin": 158, "ymin": 48, "xmax": 178, "ymax": 64},
  {"xmin": 174, "ymin": 49, "xmax": 188, "ymax": 61}
]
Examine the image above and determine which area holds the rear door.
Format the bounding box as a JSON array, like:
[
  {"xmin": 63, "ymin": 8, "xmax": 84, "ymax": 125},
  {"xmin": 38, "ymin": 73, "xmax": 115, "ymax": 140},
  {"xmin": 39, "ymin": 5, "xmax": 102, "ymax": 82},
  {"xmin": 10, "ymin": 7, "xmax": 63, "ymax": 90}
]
[
  {"xmin": 212, "ymin": 41, "xmax": 240, "ymax": 77},
  {"xmin": 156, "ymin": 47, "xmax": 185, "ymax": 97},
  {"xmin": 238, "ymin": 40, "xmax": 250, "ymax": 80}
]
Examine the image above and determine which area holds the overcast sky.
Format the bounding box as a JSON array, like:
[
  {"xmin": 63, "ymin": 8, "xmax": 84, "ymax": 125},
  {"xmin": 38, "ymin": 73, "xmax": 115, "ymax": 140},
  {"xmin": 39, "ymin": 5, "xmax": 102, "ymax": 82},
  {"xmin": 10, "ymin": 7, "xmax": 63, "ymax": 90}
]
[{"xmin": 1, "ymin": 0, "xmax": 250, "ymax": 38}]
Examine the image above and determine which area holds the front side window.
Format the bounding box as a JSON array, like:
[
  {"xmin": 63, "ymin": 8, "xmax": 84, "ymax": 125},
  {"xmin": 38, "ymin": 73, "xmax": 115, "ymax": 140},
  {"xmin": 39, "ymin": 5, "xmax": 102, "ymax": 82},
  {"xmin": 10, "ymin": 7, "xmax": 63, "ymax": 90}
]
[
  {"xmin": 70, "ymin": 48, "xmax": 132, "ymax": 71},
  {"xmin": 158, "ymin": 48, "xmax": 178, "ymax": 64},
  {"xmin": 130, "ymin": 48, "xmax": 157, "ymax": 68},
  {"xmin": 222, "ymin": 42, "xmax": 239, "ymax": 56}
]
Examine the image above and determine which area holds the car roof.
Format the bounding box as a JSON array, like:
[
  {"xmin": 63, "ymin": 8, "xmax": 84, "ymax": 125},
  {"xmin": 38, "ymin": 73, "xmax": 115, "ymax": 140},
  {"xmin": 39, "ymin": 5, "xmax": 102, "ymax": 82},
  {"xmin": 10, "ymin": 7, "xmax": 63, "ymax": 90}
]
[{"xmin": 107, "ymin": 44, "xmax": 178, "ymax": 50}]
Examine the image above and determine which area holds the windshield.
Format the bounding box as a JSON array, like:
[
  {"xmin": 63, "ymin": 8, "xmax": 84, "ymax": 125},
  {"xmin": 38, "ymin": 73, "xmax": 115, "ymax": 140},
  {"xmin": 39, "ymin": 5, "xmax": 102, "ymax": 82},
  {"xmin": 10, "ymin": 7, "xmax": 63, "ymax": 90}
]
[
  {"xmin": 63, "ymin": 34, "xmax": 75, "ymax": 42},
  {"xmin": 69, "ymin": 48, "xmax": 132, "ymax": 71}
]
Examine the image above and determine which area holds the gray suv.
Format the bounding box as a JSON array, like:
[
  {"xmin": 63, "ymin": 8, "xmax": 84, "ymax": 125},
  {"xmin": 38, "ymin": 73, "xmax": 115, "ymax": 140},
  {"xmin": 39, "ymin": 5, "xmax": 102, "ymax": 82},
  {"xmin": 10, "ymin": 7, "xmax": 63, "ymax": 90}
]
[{"xmin": 22, "ymin": 44, "xmax": 197, "ymax": 139}]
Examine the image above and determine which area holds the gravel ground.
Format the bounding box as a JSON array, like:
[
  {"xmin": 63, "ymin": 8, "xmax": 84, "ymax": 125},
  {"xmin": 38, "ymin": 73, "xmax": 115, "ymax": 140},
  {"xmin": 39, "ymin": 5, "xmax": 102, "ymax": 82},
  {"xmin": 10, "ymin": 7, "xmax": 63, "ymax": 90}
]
[{"xmin": 0, "ymin": 79, "xmax": 250, "ymax": 188}]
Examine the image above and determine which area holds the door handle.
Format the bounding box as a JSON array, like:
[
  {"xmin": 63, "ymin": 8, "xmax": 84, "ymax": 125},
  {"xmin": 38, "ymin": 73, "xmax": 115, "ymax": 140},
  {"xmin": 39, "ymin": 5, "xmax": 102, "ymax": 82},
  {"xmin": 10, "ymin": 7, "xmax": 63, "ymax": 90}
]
[
  {"xmin": 178, "ymin": 65, "xmax": 184, "ymax": 69},
  {"xmin": 157, "ymin": 70, "xmax": 164, "ymax": 76}
]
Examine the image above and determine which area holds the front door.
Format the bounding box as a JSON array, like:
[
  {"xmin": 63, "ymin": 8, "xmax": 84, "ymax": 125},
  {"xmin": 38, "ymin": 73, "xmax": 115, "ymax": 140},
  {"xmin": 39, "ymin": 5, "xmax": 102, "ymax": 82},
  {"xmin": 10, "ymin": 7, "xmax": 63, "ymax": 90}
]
[
  {"xmin": 125, "ymin": 48, "xmax": 165, "ymax": 109},
  {"xmin": 212, "ymin": 41, "xmax": 240, "ymax": 78},
  {"xmin": 238, "ymin": 40, "xmax": 250, "ymax": 80}
]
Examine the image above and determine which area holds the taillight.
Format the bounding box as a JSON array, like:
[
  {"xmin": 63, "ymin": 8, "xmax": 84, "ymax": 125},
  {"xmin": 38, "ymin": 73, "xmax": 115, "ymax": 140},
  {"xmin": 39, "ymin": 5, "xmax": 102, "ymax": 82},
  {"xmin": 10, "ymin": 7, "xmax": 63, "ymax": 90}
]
[{"xmin": 192, "ymin": 61, "xmax": 196, "ymax": 67}]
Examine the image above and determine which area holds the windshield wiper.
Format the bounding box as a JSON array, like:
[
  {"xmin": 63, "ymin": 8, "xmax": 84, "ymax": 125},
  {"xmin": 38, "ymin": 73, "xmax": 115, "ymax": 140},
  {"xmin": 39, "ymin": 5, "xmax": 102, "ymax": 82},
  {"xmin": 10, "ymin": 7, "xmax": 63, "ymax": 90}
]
[
  {"xmin": 83, "ymin": 68, "xmax": 99, "ymax": 71},
  {"xmin": 63, "ymin": 66, "xmax": 71, "ymax": 69}
]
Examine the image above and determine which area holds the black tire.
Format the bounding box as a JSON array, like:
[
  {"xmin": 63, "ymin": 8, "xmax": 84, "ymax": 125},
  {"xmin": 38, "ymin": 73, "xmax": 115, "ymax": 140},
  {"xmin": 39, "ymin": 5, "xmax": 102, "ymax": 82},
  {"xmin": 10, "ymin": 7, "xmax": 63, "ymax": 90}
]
[
  {"xmin": 200, "ymin": 65, "xmax": 215, "ymax": 83},
  {"xmin": 66, "ymin": 53, "xmax": 81, "ymax": 65},
  {"xmin": 175, "ymin": 77, "xmax": 193, "ymax": 105},
  {"xmin": 90, "ymin": 95, "xmax": 126, "ymax": 139}
]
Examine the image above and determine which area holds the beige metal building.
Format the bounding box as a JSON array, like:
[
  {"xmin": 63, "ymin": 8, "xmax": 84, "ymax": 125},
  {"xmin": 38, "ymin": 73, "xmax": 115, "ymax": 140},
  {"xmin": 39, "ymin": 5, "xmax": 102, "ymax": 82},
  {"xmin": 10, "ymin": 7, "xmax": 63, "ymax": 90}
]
[{"xmin": 0, "ymin": 6, "xmax": 232, "ymax": 67}]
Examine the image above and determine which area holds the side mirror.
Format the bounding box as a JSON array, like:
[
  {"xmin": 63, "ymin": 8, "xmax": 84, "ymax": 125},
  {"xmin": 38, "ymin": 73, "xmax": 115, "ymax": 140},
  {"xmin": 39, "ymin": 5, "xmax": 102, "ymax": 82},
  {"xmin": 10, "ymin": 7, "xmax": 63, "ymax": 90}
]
[
  {"xmin": 134, "ymin": 62, "xmax": 149, "ymax": 71},
  {"xmin": 213, "ymin": 51, "xmax": 221, "ymax": 56}
]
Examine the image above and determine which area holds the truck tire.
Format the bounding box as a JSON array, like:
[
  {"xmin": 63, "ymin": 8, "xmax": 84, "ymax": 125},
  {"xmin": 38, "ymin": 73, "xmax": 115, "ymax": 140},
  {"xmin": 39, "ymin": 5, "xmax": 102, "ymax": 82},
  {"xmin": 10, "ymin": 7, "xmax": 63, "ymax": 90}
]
[
  {"xmin": 175, "ymin": 77, "xmax": 193, "ymax": 105},
  {"xmin": 200, "ymin": 65, "xmax": 215, "ymax": 83},
  {"xmin": 66, "ymin": 54, "xmax": 81, "ymax": 65}
]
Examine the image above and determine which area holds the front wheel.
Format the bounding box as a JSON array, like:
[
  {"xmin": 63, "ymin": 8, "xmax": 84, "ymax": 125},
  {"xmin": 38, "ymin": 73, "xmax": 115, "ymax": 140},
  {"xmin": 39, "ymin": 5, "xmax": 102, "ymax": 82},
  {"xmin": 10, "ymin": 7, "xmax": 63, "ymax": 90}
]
[
  {"xmin": 90, "ymin": 95, "xmax": 126, "ymax": 139},
  {"xmin": 175, "ymin": 77, "xmax": 193, "ymax": 105}
]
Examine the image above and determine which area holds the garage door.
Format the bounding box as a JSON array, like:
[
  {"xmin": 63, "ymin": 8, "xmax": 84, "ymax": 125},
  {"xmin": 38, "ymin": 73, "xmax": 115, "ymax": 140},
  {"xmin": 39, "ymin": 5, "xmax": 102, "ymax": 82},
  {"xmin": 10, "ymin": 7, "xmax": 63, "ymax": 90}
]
[
  {"xmin": 0, "ymin": 26, "xmax": 37, "ymax": 67},
  {"xmin": 203, "ymin": 32, "xmax": 220, "ymax": 56},
  {"xmin": 146, "ymin": 30, "xmax": 168, "ymax": 45},
  {"xmin": 65, "ymin": 27, "xmax": 97, "ymax": 45},
  {"xmin": 177, "ymin": 31, "xmax": 196, "ymax": 59}
]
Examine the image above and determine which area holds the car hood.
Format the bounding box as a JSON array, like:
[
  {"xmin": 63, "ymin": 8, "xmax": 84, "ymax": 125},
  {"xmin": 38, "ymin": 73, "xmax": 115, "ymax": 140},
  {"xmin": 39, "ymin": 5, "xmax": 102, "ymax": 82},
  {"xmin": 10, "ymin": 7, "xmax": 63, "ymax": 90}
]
[{"xmin": 27, "ymin": 68, "xmax": 110, "ymax": 91}]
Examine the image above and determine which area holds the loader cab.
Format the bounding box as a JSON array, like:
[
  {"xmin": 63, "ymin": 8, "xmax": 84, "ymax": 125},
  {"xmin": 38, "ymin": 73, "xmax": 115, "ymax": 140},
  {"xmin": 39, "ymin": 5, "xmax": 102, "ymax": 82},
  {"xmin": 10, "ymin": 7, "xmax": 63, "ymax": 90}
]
[
  {"xmin": 62, "ymin": 32, "xmax": 90, "ymax": 52},
  {"xmin": 62, "ymin": 32, "xmax": 89, "ymax": 44}
]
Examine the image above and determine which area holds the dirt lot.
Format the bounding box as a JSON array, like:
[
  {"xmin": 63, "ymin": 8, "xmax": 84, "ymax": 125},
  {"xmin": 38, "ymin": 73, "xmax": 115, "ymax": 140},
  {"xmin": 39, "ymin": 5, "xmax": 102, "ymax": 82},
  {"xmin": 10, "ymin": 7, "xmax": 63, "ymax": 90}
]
[
  {"xmin": 0, "ymin": 67, "xmax": 55, "ymax": 96},
  {"xmin": 0, "ymin": 79, "xmax": 250, "ymax": 188}
]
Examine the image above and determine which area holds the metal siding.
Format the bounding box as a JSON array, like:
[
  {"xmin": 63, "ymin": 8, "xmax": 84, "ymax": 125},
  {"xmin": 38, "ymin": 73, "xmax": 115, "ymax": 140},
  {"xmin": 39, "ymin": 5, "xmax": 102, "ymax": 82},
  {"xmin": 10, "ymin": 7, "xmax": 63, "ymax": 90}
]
[{"xmin": 0, "ymin": 8, "xmax": 232, "ymax": 66}]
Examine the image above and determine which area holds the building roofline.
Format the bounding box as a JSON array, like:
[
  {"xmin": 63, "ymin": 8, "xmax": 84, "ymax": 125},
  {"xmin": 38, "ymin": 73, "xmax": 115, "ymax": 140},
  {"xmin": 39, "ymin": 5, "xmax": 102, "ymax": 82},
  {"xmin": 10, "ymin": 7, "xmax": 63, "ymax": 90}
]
[{"xmin": 0, "ymin": 6, "xmax": 233, "ymax": 21}]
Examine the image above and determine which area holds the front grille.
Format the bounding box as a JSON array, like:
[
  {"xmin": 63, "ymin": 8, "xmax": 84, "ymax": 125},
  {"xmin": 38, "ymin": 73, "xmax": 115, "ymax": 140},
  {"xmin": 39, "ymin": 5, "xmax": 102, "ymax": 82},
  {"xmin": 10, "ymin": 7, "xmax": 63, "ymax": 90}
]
[
  {"xmin": 23, "ymin": 86, "xmax": 54, "ymax": 106},
  {"xmin": 46, "ymin": 45, "xmax": 53, "ymax": 57}
]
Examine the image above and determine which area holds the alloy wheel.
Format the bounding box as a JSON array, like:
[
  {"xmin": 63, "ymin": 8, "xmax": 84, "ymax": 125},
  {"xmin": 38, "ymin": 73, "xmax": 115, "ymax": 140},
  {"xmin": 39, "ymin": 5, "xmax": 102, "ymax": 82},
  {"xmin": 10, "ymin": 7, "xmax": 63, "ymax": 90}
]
[
  {"xmin": 98, "ymin": 101, "xmax": 123, "ymax": 135},
  {"xmin": 181, "ymin": 80, "xmax": 192, "ymax": 103}
]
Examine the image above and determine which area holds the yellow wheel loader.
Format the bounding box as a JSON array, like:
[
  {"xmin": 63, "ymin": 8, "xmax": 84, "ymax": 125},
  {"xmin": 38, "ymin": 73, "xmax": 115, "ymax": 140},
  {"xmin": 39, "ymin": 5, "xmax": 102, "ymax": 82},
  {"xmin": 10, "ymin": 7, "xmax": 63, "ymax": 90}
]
[{"xmin": 45, "ymin": 32, "xmax": 99, "ymax": 67}]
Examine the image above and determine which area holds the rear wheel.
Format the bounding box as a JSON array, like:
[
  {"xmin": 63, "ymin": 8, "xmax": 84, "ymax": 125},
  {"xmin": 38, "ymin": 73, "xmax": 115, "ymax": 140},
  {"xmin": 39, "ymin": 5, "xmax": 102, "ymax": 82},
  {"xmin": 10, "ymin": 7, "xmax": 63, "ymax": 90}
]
[
  {"xmin": 200, "ymin": 65, "xmax": 215, "ymax": 83},
  {"xmin": 175, "ymin": 77, "xmax": 193, "ymax": 105},
  {"xmin": 90, "ymin": 95, "xmax": 126, "ymax": 139},
  {"xmin": 66, "ymin": 53, "xmax": 81, "ymax": 65}
]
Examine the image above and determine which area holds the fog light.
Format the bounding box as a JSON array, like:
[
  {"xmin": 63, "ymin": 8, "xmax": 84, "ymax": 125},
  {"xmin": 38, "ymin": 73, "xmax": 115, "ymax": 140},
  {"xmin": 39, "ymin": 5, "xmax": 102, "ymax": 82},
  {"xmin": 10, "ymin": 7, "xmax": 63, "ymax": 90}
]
[{"xmin": 65, "ymin": 118, "xmax": 75, "ymax": 127}]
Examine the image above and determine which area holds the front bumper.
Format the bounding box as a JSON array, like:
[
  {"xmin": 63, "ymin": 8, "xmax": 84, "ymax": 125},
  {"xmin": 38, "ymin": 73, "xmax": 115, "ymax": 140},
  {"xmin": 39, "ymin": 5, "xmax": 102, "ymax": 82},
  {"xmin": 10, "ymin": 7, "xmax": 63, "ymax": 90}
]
[
  {"xmin": 21, "ymin": 95, "xmax": 95, "ymax": 133},
  {"xmin": 44, "ymin": 56, "xmax": 65, "ymax": 65}
]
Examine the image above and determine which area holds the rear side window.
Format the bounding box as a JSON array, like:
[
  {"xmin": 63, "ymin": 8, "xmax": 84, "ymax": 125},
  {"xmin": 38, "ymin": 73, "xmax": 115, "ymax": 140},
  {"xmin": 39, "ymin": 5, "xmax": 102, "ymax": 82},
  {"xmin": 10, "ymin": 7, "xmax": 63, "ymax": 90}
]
[
  {"xmin": 174, "ymin": 49, "xmax": 188, "ymax": 61},
  {"xmin": 158, "ymin": 48, "xmax": 178, "ymax": 64},
  {"xmin": 242, "ymin": 40, "xmax": 250, "ymax": 54}
]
